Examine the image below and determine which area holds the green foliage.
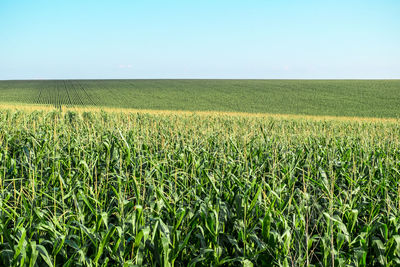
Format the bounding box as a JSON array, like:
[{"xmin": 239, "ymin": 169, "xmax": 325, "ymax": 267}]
[
  {"xmin": 1, "ymin": 79, "xmax": 400, "ymax": 117},
  {"xmin": 0, "ymin": 109, "xmax": 400, "ymax": 266}
]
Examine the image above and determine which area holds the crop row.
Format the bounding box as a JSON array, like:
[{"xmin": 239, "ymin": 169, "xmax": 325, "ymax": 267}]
[{"xmin": 33, "ymin": 80, "xmax": 99, "ymax": 108}]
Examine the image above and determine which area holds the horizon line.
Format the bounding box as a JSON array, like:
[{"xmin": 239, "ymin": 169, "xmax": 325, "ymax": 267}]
[{"xmin": 1, "ymin": 78, "xmax": 400, "ymax": 81}]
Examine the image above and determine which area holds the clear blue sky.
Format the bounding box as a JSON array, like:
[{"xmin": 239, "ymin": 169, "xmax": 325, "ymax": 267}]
[{"xmin": 0, "ymin": 0, "xmax": 399, "ymax": 79}]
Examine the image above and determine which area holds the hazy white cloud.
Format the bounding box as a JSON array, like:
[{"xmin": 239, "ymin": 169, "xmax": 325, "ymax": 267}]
[{"xmin": 118, "ymin": 64, "xmax": 132, "ymax": 69}]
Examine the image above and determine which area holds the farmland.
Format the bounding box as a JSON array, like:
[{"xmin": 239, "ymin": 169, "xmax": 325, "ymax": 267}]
[
  {"xmin": 0, "ymin": 79, "xmax": 400, "ymax": 117},
  {"xmin": 0, "ymin": 80, "xmax": 400, "ymax": 266},
  {"xmin": 0, "ymin": 107, "xmax": 399, "ymax": 266}
]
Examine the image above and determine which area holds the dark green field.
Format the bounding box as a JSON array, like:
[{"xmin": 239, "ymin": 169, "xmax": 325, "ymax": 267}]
[{"xmin": 0, "ymin": 80, "xmax": 399, "ymax": 117}]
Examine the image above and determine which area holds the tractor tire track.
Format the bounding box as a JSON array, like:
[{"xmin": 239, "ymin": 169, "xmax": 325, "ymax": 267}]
[
  {"xmin": 36, "ymin": 86, "xmax": 43, "ymax": 104},
  {"xmin": 76, "ymin": 81, "xmax": 98, "ymax": 106},
  {"xmin": 63, "ymin": 80, "xmax": 73, "ymax": 107},
  {"xmin": 69, "ymin": 81, "xmax": 84, "ymax": 106}
]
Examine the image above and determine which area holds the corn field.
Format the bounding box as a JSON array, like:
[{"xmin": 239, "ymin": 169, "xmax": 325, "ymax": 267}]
[
  {"xmin": 0, "ymin": 109, "xmax": 400, "ymax": 266},
  {"xmin": 1, "ymin": 80, "xmax": 400, "ymax": 117}
]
